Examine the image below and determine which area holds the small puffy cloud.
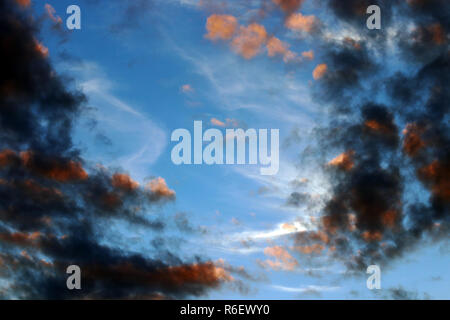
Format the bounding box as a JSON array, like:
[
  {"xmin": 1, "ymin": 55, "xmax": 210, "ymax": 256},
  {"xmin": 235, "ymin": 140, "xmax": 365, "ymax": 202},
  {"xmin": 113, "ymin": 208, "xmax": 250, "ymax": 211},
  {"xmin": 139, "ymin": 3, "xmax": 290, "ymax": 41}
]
[
  {"xmin": 301, "ymin": 50, "xmax": 314, "ymax": 60},
  {"xmin": 147, "ymin": 177, "xmax": 176, "ymax": 199},
  {"xmin": 261, "ymin": 245, "xmax": 298, "ymax": 271},
  {"xmin": 180, "ymin": 84, "xmax": 194, "ymax": 93},
  {"xmin": 285, "ymin": 12, "xmax": 319, "ymax": 33},
  {"xmin": 281, "ymin": 223, "xmax": 297, "ymax": 231},
  {"xmin": 266, "ymin": 36, "xmax": 289, "ymax": 57},
  {"xmin": 312, "ymin": 63, "xmax": 327, "ymax": 80},
  {"xmin": 231, "ymin": 23, "xmax": 267, "ymax": 59},
  {"xmin": 205, "ymin": 14, "xmax": 238, "ymax": 40},
  {"xmin": 264, "ymin": 246, "xmax": 292, "ymax": 261},
  {"xmin": 266, "ymin": 36, "xmax": 299, "ymax": 63},
  {"xmin": 205, "ymin": 16, "xmax": 303, "ymax": 64}
]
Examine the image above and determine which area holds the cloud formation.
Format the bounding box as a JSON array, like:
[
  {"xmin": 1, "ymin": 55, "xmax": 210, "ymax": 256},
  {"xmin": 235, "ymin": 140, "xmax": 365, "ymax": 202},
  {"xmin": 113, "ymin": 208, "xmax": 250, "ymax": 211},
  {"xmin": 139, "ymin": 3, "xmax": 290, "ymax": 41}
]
[
  {"xmin": 0, "ymin": 0, "xmax": 232, "ymax": 299},
  {"xmin": 272, "ymin": 0, "xmax": 304, "ymax": 15},
  {"xmin": 260, "ymin": 246, "xmax": 298, "ymax": 271},
  {"xmin": 312, "ymin": 63, "xmax": 327, "ymax": 80},
  {"xmin": 204, "ymin": 14, "xmax": 313, "ymax": 64},
  {"xmin": 289, "ymin": 0, "xmax": 450, "ymax": 271},
  {"xmin": 285, "ymin": 12, "xmax": 319, "ymax": 33},
  {"xmin": 205, "ymin": 14, "xmax": 238, "ymax": 40},
  {"xmin": 231, "ymin": 23, "xmax": 268, "ymax": 59}
]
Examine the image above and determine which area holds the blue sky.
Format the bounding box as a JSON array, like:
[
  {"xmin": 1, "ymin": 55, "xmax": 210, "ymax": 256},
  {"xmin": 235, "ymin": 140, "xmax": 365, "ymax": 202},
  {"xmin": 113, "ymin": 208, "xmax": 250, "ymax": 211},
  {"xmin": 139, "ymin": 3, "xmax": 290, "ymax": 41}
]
[{"xmin": 29, "ymin": 0, "xmax": 450, "ymax": 299}]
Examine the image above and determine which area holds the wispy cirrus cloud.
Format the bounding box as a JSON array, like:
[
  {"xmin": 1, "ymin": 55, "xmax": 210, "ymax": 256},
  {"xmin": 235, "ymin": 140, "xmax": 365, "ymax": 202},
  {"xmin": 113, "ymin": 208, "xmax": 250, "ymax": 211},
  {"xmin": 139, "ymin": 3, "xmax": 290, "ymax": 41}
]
[
  {"xmin": 64, "ymin": 61, "xmax": 167, "ymax": 179},
  {"xmin": 272, "ymin": 284, "xmax": 340, "ymax": 294}
]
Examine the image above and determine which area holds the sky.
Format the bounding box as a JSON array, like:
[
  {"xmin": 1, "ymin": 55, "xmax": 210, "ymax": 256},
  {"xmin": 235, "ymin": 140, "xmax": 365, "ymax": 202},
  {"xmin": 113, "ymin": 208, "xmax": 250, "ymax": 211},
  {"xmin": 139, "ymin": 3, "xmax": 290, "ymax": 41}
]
[{"xmin": 0, "ymin": 0, "xmax": 449, "ymax": 299}]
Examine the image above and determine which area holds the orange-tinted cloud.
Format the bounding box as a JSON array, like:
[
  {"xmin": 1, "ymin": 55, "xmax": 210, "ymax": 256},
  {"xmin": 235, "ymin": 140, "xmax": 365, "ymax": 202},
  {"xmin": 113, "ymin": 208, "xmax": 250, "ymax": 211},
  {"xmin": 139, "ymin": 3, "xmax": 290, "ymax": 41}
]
[
  {"xmin": 147, "ymin": 177, "xmax": 175, "ymax": 199},
  {"xmin": 181, "ymin": 84, "xmax": 194, "ymax": 93},
  {"xmin": 210, "ymin": 118, "xmax": 225, "ymax": 127},
  {"xmin": 419, "ymin": 160, "xmax": 450, "ymax": 202},
  {"xmin": 15, "ymin": 0, "xmax": 30, "ymax": 8},
  {"xmin": 205, "ymin": 16, "xmax": 302, "ymax": 64},
  {"xmin": 0, "ymin": 231, "xmax": 42, "ymax": 247},
  {"xmin": 112, "ymin": 173, "xmax": 139, "ymax": 191},
  {"xmin": 281, "ymin": 223, "xmax": 296, "ymax": 231},
  {"xmin": 0, "ymin": 149, "xmax": 18, "ymax": 167},
  {"xmin": 272, "ymin": 0, "xmax": 304, "ymax": 15},
  {"xmin": 85, "ymin": 261, "xmax": 232, "ymax": 288},
  {"xmin": 34, "ymin": 40, "xmax": 49, "ymax": 58},
  {"xmin": 412, "ymin": 23, "xmax": 447, "ymax": 46},
  {"xmin": 362, "ymin": 231, "xmax": 383, "ymax": 242},
  {"xmin": 262, "ymin": 246, "xmax": 298, "ymax": 271},
  {"xmin": 294, "ymin": 229, "xmax": 331, "ymax": 255},
  {"xmin": 205, "ymin": 14, "xmax": 238, "ymax": 40},
  {"xmin": 328, "ymin": 150, "xmax": 355, "ymax": 171},
  {"xmin": 402, "ymin": 123, "xmax": 425, "ymax": 156},
  {"xmin": 364, "ymin": 120, "xmax": 396, "ymax": 135},
  {"xmin": 44, "ymin": 3, "xmax": 62, "ymax": 24},
  {"xmin": 100, "ymin": 192, "xmax": 123, "ymax": 210},
  {"xmin": 21, "ymin": 151, "xmax": 88, "ymax": 182},
  {"xmin": 285, "ymin": 12, "xmax": 319, "ymax": 33},
  {"xmin": 427, "ymin": 23, "xmax": 446, "ymax": 45},
  {"xmin": 20, "ymin": 179, "xmax": 63, "ymax": 202},
  {"xmin": 163, "ymin": 262, "xmax": 233, "ymax": 285},
  {"xmin": 294, "ymin": 243, "xmax": 325, "ymax": 254},
  {"xmin": 266, "ymin": 36, "xmax": 288, "ymax": 57},
  {"xmin": 301, "ymin": 50, "xmax": 314, "ymax": 60},
  {"xmin": 210, "ymin": 118, "xmax": 239, "ymax": 127},
  {"xmin": 312, "ymin": 63, "xmax": 327, "ymax": 80},
  {"xmin": 1, "ymin": 150, "xmax": 88, "ymax": 182},
  {"xmin": 344, "ymin": 37, "xmax": 362, "ymax": 50},
  {"xmin": 381, "ymin": 210, "xmax": 398, "ymax": 228},
  {"xmin": 296, "ymin": 230, "xmax": 330, "ymax": 245},
  {"xmin": 266, "ymin": 36, "xmax": 298, "ymax": 62},
  {"xmin": 231, "ymin": 23, "xmax": 267, "ymax": 59}
]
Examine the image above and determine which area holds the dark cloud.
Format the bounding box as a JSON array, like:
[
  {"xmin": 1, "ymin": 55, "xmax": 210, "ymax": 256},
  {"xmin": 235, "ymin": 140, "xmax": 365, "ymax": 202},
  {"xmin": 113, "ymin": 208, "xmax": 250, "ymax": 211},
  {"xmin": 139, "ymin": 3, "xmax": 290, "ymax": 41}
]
[
  {"xmin": 286, "ymin": 192, "xmax": 311, "ymax": 207},
  {"xmin": 312, "ymin": 43, "xmax": 378, "ymax": 109},
  {"xmin": 382, "ymin": 286, "xmax": 431, "ymax": 300},
  {"xmin": 324, "ymin": 0, "xmax": 396, "ymax": 28},
  {"xmin": 293, "ymin": 0, "xmax": 450, "ymax": 272},
  {"xmin": 0, "ymin": 0, "xmax": 231, "ymax": 299}
]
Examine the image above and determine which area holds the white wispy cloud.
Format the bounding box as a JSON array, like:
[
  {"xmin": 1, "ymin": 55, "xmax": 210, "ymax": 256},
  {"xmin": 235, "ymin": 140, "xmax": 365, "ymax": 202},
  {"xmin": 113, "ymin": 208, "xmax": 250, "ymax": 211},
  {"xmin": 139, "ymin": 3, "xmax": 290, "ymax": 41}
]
[
  {"xmin": 61, "ymin": 61, "xmax": 167, "ymax": 180},
  {"xmin": 272, "ymin": 284, "xmax": 340, "ymax": 293},
  {"xmin": 230, "ymin": 221, "xmax": 308, "ymax": 242},
  {"xmin": 167, "ymin": 37, "xmax": 320, "ymax": 127}
]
